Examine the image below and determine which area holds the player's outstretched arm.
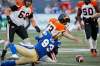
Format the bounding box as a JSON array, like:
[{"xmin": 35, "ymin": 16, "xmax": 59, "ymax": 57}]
[{"xmin": 62, "ymin": 30, "xmax": 80, "ymax": 43}]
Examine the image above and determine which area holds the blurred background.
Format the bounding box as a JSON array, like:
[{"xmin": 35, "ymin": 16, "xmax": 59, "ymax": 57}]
[{"xmin": 0, "ymin": 0, "xmax": 99, "ymax": 30}]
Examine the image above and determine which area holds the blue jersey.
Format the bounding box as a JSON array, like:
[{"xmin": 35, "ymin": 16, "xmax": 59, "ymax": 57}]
[{"xmin": 34, "ymin": 31, "xmax": 55, "ymax": 58}]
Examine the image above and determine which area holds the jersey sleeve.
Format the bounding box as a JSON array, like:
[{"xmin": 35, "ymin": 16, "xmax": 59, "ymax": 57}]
[
  {"xmin": 91, "ymin": 0, "xmax": 97, "ymax": 7},
  {"xmin": 10, "ymin": 5, "xmax": 19, "ymax": 11},
  {"xmin": 76, "ymin": 1, "xmax": 84, "ymax": 8}
]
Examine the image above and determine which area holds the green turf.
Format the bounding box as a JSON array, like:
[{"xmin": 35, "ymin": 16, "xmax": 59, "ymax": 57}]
[{"xmin": 0, "ymin": 30, "xmax": 100, "ymax": 66}]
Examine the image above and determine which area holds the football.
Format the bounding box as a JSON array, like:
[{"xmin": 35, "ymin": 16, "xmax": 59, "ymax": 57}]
[{"xmin": 76, "ymin": 55, "xmax": 84, "ymax": 63}]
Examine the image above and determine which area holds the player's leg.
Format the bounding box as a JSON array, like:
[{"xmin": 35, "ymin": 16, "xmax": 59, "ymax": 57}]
[
  {"xmin": 7, "ymin": 24, "xmax": 19, "ymax": 58},
  {"xmin": 0, "ymin": 40, "xmax": 9, "ymax": 60},
  {"xmin": 84, "ymin": 19, "xmax": 94, "ymax": 56},
  {"xmin": 1, "ymin": 24, "xmax": 16, "ymax": 60},
  {"xmin": 91, "ymin": 19, "xmax": 99, "ymax": 57},
  {"xmin": 16, "ymin": 26, "xmax": 32, "ymax": 45},
  {"xmin": 1, "ymin": 45, "xmax": 38, "ymax": 66},
  {"xmin": 1, "ymin": 57, "xmax": 35, "ymax": 66},
  {"xmin": 15, "ymin": 45, "xmax": 38, "ymax": 64}
]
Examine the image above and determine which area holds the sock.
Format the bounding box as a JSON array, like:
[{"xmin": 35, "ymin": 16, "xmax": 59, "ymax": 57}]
[
  {"xmin": 8, "ymin": 43, "xmax": 16, "ymax": 54},
  {"xmin": 92, "ymin": 40, "xmax": 97, "ymax": 49},
  {"xmin": 88, "ymin": 37, "xmax": 93, "ymax": 49},
  {"xmin": 1, "ymin": 60, "xmax": 16, "ymax": 66}
]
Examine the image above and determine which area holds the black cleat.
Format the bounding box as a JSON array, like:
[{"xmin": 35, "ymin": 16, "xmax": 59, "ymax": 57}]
[{"xmin": 90, "ymin": 49, "xmax": 97, "ymax": 57}]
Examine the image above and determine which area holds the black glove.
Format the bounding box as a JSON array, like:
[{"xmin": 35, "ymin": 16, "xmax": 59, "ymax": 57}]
[{"xmin": 35, "ymin": 26, "xmax": 41, "ymax": 33}]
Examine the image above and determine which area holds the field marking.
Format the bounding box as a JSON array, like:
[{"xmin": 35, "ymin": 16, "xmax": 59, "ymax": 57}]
[
  {"xmin": 37, "ymin": 62, "xmax": 79, "ymax": 66},
  {"xmin": 0, "ymin": 48, "xmax": 89, "ymax": 54},
  {"xmin": 58, "ymin": 48, "xmax": 89, "ymax": 52}
]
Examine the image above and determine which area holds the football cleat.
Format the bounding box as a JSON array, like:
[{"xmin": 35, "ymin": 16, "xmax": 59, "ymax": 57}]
[{"xmin": 90, "ymin": 49, "xmax": 97, "ymax": 57}]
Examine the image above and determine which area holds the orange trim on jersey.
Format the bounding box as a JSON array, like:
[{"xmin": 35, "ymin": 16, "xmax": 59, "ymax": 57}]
[
  {"xmin": 49, "ymin": 18, "xmax": 65, "ymax": 32},
  {"xmin": 77, "ymin": 1, "xmax": 97, "ymax": 8},
  {"xmin": 91, "ymin": 1, "xmax": 97, "ymax": 7},
  {"xmin": 77, "ymin": 1, "xmax": 84, "ymax": 8}
]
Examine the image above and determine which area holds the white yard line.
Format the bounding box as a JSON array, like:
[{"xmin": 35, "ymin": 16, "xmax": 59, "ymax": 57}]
[
  {"xmin": 0, "ymin": 48, "xmax": 90, "ymax": 54},
  {"xmin": 58, "ymin": 48, "xmax": 90, "ymax": 52},
  {"xmin": 37, "ymin": 62, "xmax": 79, "ymax": 66}
]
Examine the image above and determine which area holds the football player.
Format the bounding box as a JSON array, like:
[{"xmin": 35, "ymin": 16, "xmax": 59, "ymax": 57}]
[
  {"xmin": 43, "ymin": 13, "xmax": 80, "ymax": 61},
  {"xmin": 1, "ymin": 0, "xmax": 41, "ymax": 60},
  {"xmin": 76, "ymin": 0, "xmax": 100, "ymax": 57},
  {"xmin": 1, "ymin": 31, "xmax": 57, "ymax": 66}
]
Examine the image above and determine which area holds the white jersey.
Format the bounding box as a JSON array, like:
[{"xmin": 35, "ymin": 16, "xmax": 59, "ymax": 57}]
[
  {"xmin": 81, "ymin": 4, "xmax": 96, "ymax": 18},
  {"xmin": 9, "ymin": 6, "xmax": 32, "ymax": 26}
]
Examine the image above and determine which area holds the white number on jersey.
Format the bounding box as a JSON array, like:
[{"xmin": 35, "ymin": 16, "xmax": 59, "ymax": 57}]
[
  {"xmin": 42, "ymin": 39, "xmax": 49, "ymax": 47},
  {"xmin": 41, "ymin": 39, "xmax": 54, "ymax": 52},
  {"xmin": 47, "ymin": 24, "xmax": 55, "ymax": 32},
  {"xmin": 18, "ymin": 11, "xmax": 30, "ymax": 20}
]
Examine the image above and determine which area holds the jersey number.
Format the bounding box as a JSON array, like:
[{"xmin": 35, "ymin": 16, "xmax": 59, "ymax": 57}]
[
  {"xmin": 82, "ymin": 8, "xmax": 94, "ymax": 15},
  {"xmin": 48, "ymin": 24, "xmax": 54, "ymax": 32},
  {"xmin": 42, "ymin": 39, "xmax": 49, "ymax": 47},
  {"xmin": 42, "ymin": 39, "xmax": 54, "ymax": 51},
  {"xmin": 18, "ymin": 11, "xmax": 29, "ymax": 19}
]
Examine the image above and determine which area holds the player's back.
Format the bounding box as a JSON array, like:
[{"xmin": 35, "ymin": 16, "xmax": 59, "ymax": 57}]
[
  {"xmin": 44, "ymin": 18, "xmax": 65, "ymax": 37},
  {"xmin": 34, "ymin": 31, "xmax": 55, "ymax": 58}
]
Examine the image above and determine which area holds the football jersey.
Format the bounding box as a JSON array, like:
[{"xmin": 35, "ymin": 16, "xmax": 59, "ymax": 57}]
[
  {"xmin": 81, "ymin": 3, "xmax": 96, "ymax": 18},
  {"xmin": 9, "ymin": 5, "xmax": 33, "ymax": 26},
  {"xmin": 44, "ymin": 18, "xmax": 66, "ymax": 37},
  {"xmin": 77, "ymin": 1, "xmax": 97, "ymax": 18},
  {"xmin": 34, "ymin": 31, "xmax": 55, "ymax": 58}
]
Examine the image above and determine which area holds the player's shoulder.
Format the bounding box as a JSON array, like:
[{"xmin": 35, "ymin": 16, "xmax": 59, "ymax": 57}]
[
  {"xmin": 77, "ymin": 0, "xmax": 97, "ymax": 8},
  {"xmin": 49, "ymin": 18, "xmax": 58, "ymax": 23},
  {"xmin": 91, "ymin": 0, "xmax": 97, "ymax": 7},
  {"xmin": 77, "ymin": 1, "xmax": 85, "ymax": 8}
]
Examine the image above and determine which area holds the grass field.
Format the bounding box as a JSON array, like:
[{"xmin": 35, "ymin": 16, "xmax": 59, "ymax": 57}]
[{"xmin": 0, "ymin": 30, "xmax": 100, "ymax": 66}]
